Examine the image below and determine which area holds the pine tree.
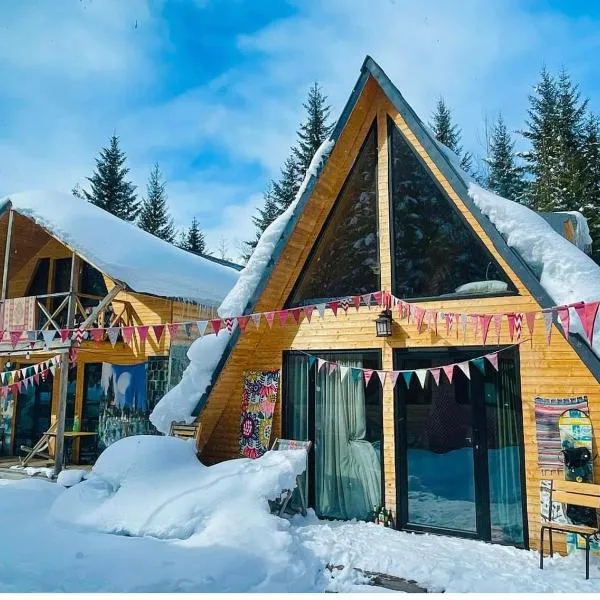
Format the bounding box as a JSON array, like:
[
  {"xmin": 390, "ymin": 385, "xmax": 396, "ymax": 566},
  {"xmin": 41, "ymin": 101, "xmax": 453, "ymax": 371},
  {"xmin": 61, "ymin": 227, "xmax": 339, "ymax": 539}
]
[
  {"xmin": 137, "ymin": 163, "xmax": 175, "ymax": 242},
  {"xmin": 429, "ymin": 97, "xmax": 474, "ymax": 175},
  {"xmin": 580, "ymin": 113, "xmax": 600, "ymax": 262},
  {"xmin": 179, "ymin": 217, "xmax": 206, "ymax": 255},
  {"xmin": 243, "ymin": 184, "xmax": 279, "ymax": 260},
  {"xmin": 485, "ymin": 114, "xmax": 526, "ymax": 202},
  {"xmin": 293, "ymin": 82, "xmax": 334, "ymax": 178},
  {"xmin": 272, "ymin": 157, "xmax": 300, "ymax": 213},
  {"xmin": 81, "ymin": 134, "xmax": 139, "ymax": 221}
]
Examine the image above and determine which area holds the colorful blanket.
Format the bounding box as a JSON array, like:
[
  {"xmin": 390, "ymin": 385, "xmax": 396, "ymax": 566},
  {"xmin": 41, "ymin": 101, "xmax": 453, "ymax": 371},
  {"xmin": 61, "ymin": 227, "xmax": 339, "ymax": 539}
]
[
  {"xmin": 2, "ymin": 296, "xmax": 36, "ymax": 335},
  {"xmin": 534, "ymin": 396, "xmax": 588, "ymax": 469},
  {"xmin": 239, "ymin": 370, "xmax": 279, "ymax": 459}
]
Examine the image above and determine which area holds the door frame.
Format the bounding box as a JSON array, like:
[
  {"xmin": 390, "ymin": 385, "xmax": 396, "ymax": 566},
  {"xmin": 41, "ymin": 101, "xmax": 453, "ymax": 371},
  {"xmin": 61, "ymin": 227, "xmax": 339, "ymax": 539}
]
[{"xmin": 393, "ymin": 345, "xmax": 529, "ymax": 548}]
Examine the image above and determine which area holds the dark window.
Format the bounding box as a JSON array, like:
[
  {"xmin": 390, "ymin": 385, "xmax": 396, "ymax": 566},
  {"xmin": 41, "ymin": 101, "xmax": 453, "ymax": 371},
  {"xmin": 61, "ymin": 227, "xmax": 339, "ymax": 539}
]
[
  {"xmin": 80, "ymin": 363, "xmax": 105, "ymax": 464},
  {"xmin": 81, "ymin": 263, "xmax": 107, "ymax": 299},
  {"xmin": 50, "ymin": 258, "xmax": 71, "ymax": 327},
  {"xmin": 289, "ymin": 124, "xmax": 379, "ymax": 306},
  {"xmin": 26, "ymin": 258, "xmax": 50, "ymax": 329},
  {"xmin": 389, "ymin": 119, "xmax": 514, "ymax": 299}
]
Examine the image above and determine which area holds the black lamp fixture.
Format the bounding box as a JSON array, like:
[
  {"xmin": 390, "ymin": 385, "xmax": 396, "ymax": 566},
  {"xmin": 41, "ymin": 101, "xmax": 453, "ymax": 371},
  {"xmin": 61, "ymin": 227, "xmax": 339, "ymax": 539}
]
[{"xmin": 375, "ymin": 309, "xmax": 393, "ymax": 337}]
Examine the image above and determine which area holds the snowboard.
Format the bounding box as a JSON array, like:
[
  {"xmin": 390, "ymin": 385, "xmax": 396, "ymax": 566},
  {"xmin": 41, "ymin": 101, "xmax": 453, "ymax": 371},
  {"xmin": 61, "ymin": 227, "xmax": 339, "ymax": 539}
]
[{"xmin": 558, "ymin": 409, "xmax": 599, "ymax": 555}]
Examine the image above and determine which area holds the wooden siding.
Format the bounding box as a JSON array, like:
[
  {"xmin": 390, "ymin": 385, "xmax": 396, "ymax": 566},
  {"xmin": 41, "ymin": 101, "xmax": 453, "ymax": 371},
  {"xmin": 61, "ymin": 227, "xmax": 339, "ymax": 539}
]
[{"xmin": 198, "ymin": 76, "xmax": 600, "ymax": 553}]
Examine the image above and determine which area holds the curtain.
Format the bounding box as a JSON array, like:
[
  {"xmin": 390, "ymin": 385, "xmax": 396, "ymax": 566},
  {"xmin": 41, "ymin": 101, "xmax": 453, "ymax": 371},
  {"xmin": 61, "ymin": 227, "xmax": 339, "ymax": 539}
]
[
  {"xmin": 315, "ymin": 354, "xmax": 381, "ymax": 520},
  {"xmin": 488, "ymin": 357, "xmax": 524, "ymax": 545}
]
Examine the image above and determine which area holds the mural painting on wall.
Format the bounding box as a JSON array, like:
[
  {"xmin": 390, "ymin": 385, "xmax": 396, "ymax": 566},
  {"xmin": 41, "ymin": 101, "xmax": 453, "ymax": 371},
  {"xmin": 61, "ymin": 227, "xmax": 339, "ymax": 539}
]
[{"xmin": 97, "ymin": 362, "xmax": 159, "ymax": 451}]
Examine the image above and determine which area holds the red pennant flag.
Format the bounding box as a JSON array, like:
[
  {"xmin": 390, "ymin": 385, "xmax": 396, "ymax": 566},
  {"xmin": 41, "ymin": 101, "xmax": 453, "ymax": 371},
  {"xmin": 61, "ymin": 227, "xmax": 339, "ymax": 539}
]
[
  {"xmin": 479, "ymin": 315, "xmax": 492, "ymax": 345},
  {"xmin": 153, "ymin": 324, "xmax": 165, "ymax": 342},
  {"xmin": 363, "ymin": 369, "xmax": 374, "ymax": 386},
  {"xmin": 264, "ymin": 312, "xmax": 276, "ymax": 328},
  {"xmin": 59, "ymin": 329, "xmax": 70, "ymax": 342},
  {"xmin": 137, "ymin": 325, "xmax": 149, "ymax": 344},
  {"xmin": 328, "ymin": 301, "xmax": 338, "ymax": 317},
  {"xmin": 90, "ymin": 328, "xmax": 104, "ymax": 343},
  {"xmin": 168, "ymin": 323, "xmax": 180, "ymax": 339},
  {"xmin": 9, "ymin": 331, "xmax": 21, "ymax": 348},
  {"xmin": 557, "ymin": 307, "xmax": 570, "ymax": 339},
  {"xmin": 373, "ymin": 291, "xmax": 383, "ymax": 307},
  {"xmin": 10, "ymin": 384, "xmax": 18, "ymax": 396},
  {"xmin": 525, "ymin": 312, "xmax": 536, "ymax": 342},
  {"xmin": 575, "ymin": 301, "xmax": 600, "ymax": 344},
  {"xmin": 290, "ymin": 308, "xmax": 301, "ymax": 324},
  {"xmin": 430, "ymin": 368, "xmax": 441, "ymax": 386},
  {"xmin": 209, "ymin": 320, "xmax": 222, "ymax": 336},
  {"xmin": 485, "ymin": 353, "xmax": 499, "ymax": 371},
  {"xmin": 303, "ymin": 306, "xmax": 314, "ymax": 323},
  {"xmin": 278, "ymin": 310, "xmax": 289, "ymax": 327},
  {"xmin": 442, "ymin": 364, "xmax": 455, "ymax": 383},
  {"xmin": 493, "ymin": 314, "xmax": 502, "ymax": 344},
  {"xmin": 237, "ymin": 316, "xmax": 250, "ymax": 333},
  {"xmin": 507, "ymin": 314, "xmax": 516, "ymax": 342},
  {"xmin": 33, "ymin": 373, "xmax": 40, "ymax": 386},
  {"xmin": 414, "ymin": 306, "xmax": 426, "ymax": 332},
  {"xmin": 353, "ymin": 295, "xmax": 361, "ymax": 311}
]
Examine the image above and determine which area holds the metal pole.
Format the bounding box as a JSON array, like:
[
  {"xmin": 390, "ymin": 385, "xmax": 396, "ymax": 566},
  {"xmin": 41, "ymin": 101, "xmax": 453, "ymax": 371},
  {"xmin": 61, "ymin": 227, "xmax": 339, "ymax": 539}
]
[{"xmin": 2, "ymin": 209, "xmax": 14, "ymax": 300}]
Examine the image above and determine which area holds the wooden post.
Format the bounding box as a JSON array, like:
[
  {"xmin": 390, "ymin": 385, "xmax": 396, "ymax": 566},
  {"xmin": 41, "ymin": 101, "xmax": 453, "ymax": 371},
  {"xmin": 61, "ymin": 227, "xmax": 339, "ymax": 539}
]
[
  {"xmin": 1, "ymin": 209, "xmax": 14, "ymax": 300},
  {"xmin": 52, "ymin": 253, "xmax": 79, "ymax": 477}
]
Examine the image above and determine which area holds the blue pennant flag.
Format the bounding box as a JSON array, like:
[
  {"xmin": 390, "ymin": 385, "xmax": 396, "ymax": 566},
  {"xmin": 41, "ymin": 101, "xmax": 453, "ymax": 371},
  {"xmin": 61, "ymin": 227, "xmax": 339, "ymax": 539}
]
[
  {"xmin": 307, "ymin": 355, "xmax": 317, "ymax": 368},
  {"xmin": 471, "ymin": 357, "xmax": 486, "ymax": 374},
  {"xmin": 402, "ymin": 371, "xmax": 413, "ymax": 387}
]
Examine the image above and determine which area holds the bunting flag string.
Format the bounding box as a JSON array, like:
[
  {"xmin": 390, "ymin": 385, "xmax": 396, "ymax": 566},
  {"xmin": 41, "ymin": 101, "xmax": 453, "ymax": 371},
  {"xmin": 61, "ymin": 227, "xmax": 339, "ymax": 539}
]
[{"xmin": 0, "ymin": 354, "xmax": 66, "ymax": 398}]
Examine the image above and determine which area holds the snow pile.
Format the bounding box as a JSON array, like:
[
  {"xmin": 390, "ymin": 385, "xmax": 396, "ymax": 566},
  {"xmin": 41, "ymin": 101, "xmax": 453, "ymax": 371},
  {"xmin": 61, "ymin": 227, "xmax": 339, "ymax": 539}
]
[
  {"xmin": 150, "ymin": 139, "xmax": 335, "ymax": 433},
  {"xmin": 56, "ymin": 469, "xmax": 87, "ymax": 487},
  {"xmin": 9, "ymin": 465, "xmax": 53, "ymax": 478},
  {"xmin": 566, "ymin": 210, "xmax": 593, "ymax": 253},
  {"xmin": 0, "ymin": 191, "xmax": 239, "ymax": 305},
  {"xmin": 469, "ymin": 183, "xmax": 600, "ymax": 355}
]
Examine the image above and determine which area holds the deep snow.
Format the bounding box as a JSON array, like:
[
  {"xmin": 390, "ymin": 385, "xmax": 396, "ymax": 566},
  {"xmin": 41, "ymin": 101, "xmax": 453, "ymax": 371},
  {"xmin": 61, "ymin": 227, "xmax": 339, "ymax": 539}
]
[
  {"xmin": 1, "ymin": 435, "xmax": 599, "ymax": 593},
  {"xmin": 0, "ymin": 191, "xmax": 239, "ymax": 305}
]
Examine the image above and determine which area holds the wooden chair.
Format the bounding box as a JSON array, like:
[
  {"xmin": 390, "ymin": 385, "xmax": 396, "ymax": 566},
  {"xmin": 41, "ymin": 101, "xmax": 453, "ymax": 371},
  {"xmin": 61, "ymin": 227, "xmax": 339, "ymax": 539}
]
[
  {"xmin": 168, "ymin": 420, "xmax": 201, "ymax": 441},
  {"xmin": 540, "ymin": 479, "xmax": 600, "ymax": 579},
  {"xmin": 19, "ymin": 421, "xmax": 57, "ymax": 466}
]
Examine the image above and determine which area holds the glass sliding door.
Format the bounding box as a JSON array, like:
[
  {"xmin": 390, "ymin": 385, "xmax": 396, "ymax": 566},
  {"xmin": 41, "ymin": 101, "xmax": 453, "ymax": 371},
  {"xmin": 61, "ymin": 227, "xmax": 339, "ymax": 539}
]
[{"xmin": 284, "ymin": 350, "xmax": 383, "ymax": 520}]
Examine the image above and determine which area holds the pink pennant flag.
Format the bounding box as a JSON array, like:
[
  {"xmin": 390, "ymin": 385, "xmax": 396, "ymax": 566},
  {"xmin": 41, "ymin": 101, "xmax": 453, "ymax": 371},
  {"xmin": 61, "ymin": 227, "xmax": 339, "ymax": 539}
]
[
  {"xmin": 153, "ymin": 324, "xmax": 166, "ymax": 342},
  {"xmin": 426, "ymin": 310, "xmax": 438, "ymax": 334},
  {"xmin": 107, "ymin": 327, "xmax": 120, "ymax": 347},
  {"xmin": 507, "ymin": 314, "xmax": 516, "ymax": 342},
  {"xmin": 353, "ymin": 295, "xmax": 361, "ymax": 311},
  {"xmin": 471, "ymin": 315, "xmax": 479, "ymax": 338},
  {"xmin": 460, "ymin": 313, "xmax": 468, "ymax": 340},
  {"xmin": 33, "ymin": 373, "xmax": 40, "ymax": 386},
  {"xmin": 278, "ymin": 310, "xmax": 289, "ymax": 327},
  {"xmin": 224, "ymin": 318, "xmax": 236, "ymax": 333},
  {"xmin": 445, "ymin": 313, "xmax": 454, "ymax": 335},
  {"xmin": 303, "ymin": 306, "xmax": 315, "ymax": 323},
  {"xmin": 575, "ymin": 301, "xmax": 600, "ymax": 344},
  {"xmin": 479, "ymin": 315, "xmax": 493, "ymax": 345},
  {"xmin": 389, "ymin": 371, "xmax": 400, "ymax": 389},
  {"xmin": 430, "ymin": 368, "xmax": 441, "ymax": 386},
  {"xmin": 9, "ymin": 331, "xmax": 21, "ymax": 348},
  {"xmin": 237, "ymin": 316, "xmax": 250, "ymax": 333},
  {"xmin": 317, "ymin": 358, "xmax": 326, "ymax": 372},
  {"xmin": 16, "ymin": 380, "xmax": 23, "ymax": 393},
  {"xmin": 414, "ymin": 306, "xmax": 426, "ymax": 332},
  {"xmin": 442, "ymin": 364, "xmax": 455, "ymax": 383},
  {"xmin": 525, "ymin": 312, "xmax": 536, "ymax": 339},
  {"xmin": 121, "ymin": 326, "xmax": 134, "ymax": 346},
  {"xmin": 168, "ymin": 323, "xmax": 180, "ymax": 339},
  {"xmin": 290, "ymin": 308, "xmax": 301, "ymax": 324},
  {"xmin": 59, "ymin": 329, "xmax": 70, "ymax": 342},
  {"xmin": 493, "ymin": 314, "xmax": 503, "ymax": 344},
  {"xmin": 376, "ymin": 370, "xmax": 387, "ymax": 387},
  {"xmin": 264, "ymin": 312, "xmax": 276, "ymax": 328},
  {"xmin": 514, "ymin": 313, "xmax": 524, "ymax": 340},
  {"xmin": 328, "ymin": 301, "xmax": 338, "ymax": 317},
  {"xmin": 558, "ymin": 307, "xmax": 570, "ymax": 338},
  {"xmin": 373, "ymin": 291, "xmax": 383, "ymax": 307},
  {"xmin": 457, "ymin": 361, "xmax": 471, "ymax": 379},
  {"xmin": 485, "ymin": 353, "xmax": 499, "ymax": 371},
  {"xmin": 137, "ymin": 325, "xmax": 149, "ymax": 344},
  {"xmin": 542, "ymin": 311, "xmax": 553, "ymax": 345},
  {"xmin": 250, "ymin": 313, "xmax": 262, "ymax": 329},
  {"xmin": 328, "ymin": 362, "xmax": 337, "ymax": 374},
  {"xmin": 363, "ymin": 369, "xmax": 374, "ymax": 386}
]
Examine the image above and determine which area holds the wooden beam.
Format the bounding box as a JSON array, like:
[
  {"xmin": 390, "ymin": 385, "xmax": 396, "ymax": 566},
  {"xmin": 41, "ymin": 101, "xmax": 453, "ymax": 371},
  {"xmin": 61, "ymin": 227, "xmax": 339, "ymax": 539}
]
[
  {"xmin": 79, "ymin": 283, "xmax": 123, "ymax": 330},
  {"xmin": 1, "ymin": 209, "xmax": 14, "ymax": 300}
]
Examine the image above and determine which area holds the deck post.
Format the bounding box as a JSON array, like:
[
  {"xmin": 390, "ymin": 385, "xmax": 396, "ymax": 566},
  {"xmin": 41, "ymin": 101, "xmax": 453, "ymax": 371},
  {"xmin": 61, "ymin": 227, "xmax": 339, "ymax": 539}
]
[{"xmin": 1, "ymin": 209, "xmax": 14, "ymax": 300}]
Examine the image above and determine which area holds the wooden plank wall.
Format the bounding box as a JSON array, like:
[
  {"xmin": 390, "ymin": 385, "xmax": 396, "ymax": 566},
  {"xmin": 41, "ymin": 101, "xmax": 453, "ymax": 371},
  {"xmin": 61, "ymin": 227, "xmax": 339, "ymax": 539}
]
[{"xmin": 198, "ymin": 76, "xmax": 600, "ymax": 552}]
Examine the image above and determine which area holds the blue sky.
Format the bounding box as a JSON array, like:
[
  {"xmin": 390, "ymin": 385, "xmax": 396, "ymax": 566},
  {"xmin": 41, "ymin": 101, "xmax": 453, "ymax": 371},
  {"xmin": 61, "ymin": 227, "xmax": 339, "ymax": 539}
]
[{"xmin": 2, "ymin": 0, "xmax": 600, "ymax": 262}]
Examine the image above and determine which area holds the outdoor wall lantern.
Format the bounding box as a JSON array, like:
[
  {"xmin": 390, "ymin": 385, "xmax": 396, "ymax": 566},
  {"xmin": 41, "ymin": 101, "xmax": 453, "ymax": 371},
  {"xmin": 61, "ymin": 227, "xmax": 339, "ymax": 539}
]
[{"xmin": 375, "ymin": 309, "xmax": 393, "ymax": 337}]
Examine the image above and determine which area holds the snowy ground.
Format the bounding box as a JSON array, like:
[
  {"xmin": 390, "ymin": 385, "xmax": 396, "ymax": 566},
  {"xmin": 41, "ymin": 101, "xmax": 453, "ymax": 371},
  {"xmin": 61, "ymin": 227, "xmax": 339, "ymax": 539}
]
[{"xmin": 0, "ymin": 436, "xmax": 599, "ymax": 593}]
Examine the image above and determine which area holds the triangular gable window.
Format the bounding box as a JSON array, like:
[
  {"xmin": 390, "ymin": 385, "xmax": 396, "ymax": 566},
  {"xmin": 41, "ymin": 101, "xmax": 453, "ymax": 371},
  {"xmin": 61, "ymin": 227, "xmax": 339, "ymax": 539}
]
[
  {"xmin": 389, "ymin": 118, "xmax": 515, "ymax": 299},
  {"xmin": 289, "ymin": 123, "xmax": 379, "ymax": 306}
]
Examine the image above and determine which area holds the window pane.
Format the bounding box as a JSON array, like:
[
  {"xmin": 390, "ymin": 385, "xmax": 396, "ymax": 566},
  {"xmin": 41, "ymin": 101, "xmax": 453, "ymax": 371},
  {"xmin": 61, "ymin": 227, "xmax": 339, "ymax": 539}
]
[
  {"xmin": 389, "ymin": 120, "xmax": 514, "ymax": 299},
  {"xmin": 81, "ymin": 262, "xmax": 108, "ymax": 306},
  {"xmin": 289, "ymin": 125, "xmax": 379, "ymax": 305}
]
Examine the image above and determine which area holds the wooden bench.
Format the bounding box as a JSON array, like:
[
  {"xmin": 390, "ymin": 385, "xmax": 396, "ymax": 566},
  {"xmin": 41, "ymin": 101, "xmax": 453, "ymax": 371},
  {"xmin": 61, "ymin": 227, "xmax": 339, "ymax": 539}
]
[
  {"xmin": 540, "ymin": 479, "xmax": 600, "ymax": 579},
  {"xmin": 168, "ymin": 421, "xmax": 201, "ymax": 441}
]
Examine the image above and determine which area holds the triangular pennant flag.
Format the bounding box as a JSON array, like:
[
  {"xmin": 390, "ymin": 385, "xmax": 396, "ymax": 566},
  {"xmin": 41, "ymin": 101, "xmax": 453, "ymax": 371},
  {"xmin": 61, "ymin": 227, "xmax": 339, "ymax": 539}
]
[
  {"xmin": 168, "ymin": 323, "xmax": 180, "ymax": 339},
  {"xmin": 460, "ymin": 313, "xmax": 468, "ymax": 340},
  {"xmin": 152, "ymin": 324, "xmax": 166, "ymax": 342},
  {"xmin": 328, "ymin": 301, "xmax": 339, "ymax": 317},
  {"xmin": 542, "ymin": 311, "xmax": 553, "ymax": 345},
  {"xmin": 525, "ymin": 312, "xmax": 536, "ymax": 339},
  {"xmin": 316, "ymin": 304, "xmax": 327, "ymax": 319},
  {"xmin": 493, "ymin": 314, "xmax": 503, "ymax": 344},
  {"xmin": 278, "ymin": 310, "xmax": 289, "ymax": 327},
  {"xmin": 224, "ymin": 317, "xmax": 236, "ymax": 334},
  {"xmin": 442, "ymin": 364, "xmax": 455, "ymax": 384},
  {"xmin": 237, "ymin": 316, "xmax": 250, "ymax": 333},
  {"xmin": 363, "ymin": 368, "xmax": 374, "ymax": 386},
  {"xmin": 121, "ymin": 326, "xmax": 134, "ymax": 346},
  {"xmin": 373, "ymin": 291, "xmax": 383, "ymax": 307},
  {"xmin": 558, "ymin": 307, "xmax": 570, "ymax": 339},
  {"xmin": 184, "ymin": 323, "xmax": 193, "ymax": 338},
  {"xmin": 49, "ymin": 365, "xmax": 56, "ymax": 377},
  {"xmin": 107, "ymin": 327, "xmax": 120, "ymax": 347},
  {"xmin": 479, "ymin": 315, "xmax": 493, "ymax": 345},
  {"xmin": 414, "ymin": 307, "xmax": 426, "ymax": 332},
  {"xmin": 27, "ymin": 330, "xmax": 38, "ymax": 343},
  {"xmin": 430, "ymin": 368, "xmax": 441, "ymax": 386},
  {"xmin": 196, "ymin": 321, "xmax": 208, "ymax": 337},
  {"xmin": 376, "ymin": 370, "xmax": 387, "ymax": 387},
  {"xmin": 472, "ymin": 357, "xmax": 486, "ymax": 374},
  {"xmin": 457, "ymin": 361, "xmax": 471, "ymax": 379},
  {"xmin": 9, "ymin": 331, "xmax": 21, "ymax": 348},
  {"xmin": 507, "ymin": 314, "xmax": 516, "ymax": 342},
  {"xmin": 137, "ymin": 325, "xmax": 149, "ymax": 344},
  {"xmin": 361, "ymin": 293, "xmax": 372, "ymax": 309},
  {"xmin": 250, "ymin": 313, "xmax": 262, "ymax": 329},
  {"xmin": 307, "ymin": 355, "xmax": 317, "ymax": 369},
  {"xmin": 303, "ymin": 306, "xmax": 314, "ymax": 323},
  {"xmin": 575, "ymin": 301, "xmax": 600, "ymax": 344},
  {"xmin": 514, "ymin": 313, "xmax": 524, "ymax": 340},
  {"xmin": 402, "ymin": 371, "xmax": 413, "ymax": 387},
  {"xmin": 0, "ymin": 372, "xmax": 6, "ymax": 386},
  {"xmin": 445, "ymin": 313, "xmax": 454, "ymax": 335},
  {"xmin": 264, "ymin": 312, "xmax": 276, "ymax": 328},
  {"xmin": 42, "ymin": 329, "xmax": 56, "ymax": 345},
  {"xmin": 209, "ymin": 320, "xmax": 221, "ymax": 336},
  {"xmin": 10, "ymin": 384, "xmax": 18, "ymax": 396},
  {"xmin": 390, "ymin": 371, "xmax": 400, "ymax": 389},
  {"xmin": 415, "ymin": 369, "xmax": 428, "ymax": 388},
  {"xmin": 351, "ymin": 367, "xmax": 362, "ymax": 382},
  {"xmin": 471, "ymin": 315, "xmax": 479, "ymax": 338},
  {"xmin": 20, "ymin": 368, "xmax": 27, "ymax": 380},
  {"xmin": 290, "ymin": 308, "xmax": 301, "ymax": 324},
  {"xmin": 33, "ymin": 373, "xmax": 40, "ymax": 386},
  {"xmin": 59, "ymin": 329, "xmax": 70, "ymax": 342},
  {"xmin": 426, "ymin": 310, "xmax": 438, "ymax": 335},
  {"xmin": 340, "ymin": 298, "xmax": 350, "ymax": 313},
  {"xmin": 317, "ymin": 358, "xmax": 326, "ymax": 372},
  {"xmin": 327, "ymin": 362, "xmax": 337, "ymax": 375},
  {"xmin": 353, "ymin": 295, "xmax": 361, "ymax": 312},
  {"xmin": 485, "ymin": 353, "xmax": 499, "ymax": 371},
  {"xmin": 339, "ymin": 365, "xmax": 349, "ymax": 380}
]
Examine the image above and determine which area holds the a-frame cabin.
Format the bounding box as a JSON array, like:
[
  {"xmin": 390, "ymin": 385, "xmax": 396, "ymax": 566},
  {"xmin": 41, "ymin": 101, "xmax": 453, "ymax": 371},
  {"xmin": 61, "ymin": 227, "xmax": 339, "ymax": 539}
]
[{"xmin": 185, "ymin": 57, "xmax": 600, "ymax": 552}]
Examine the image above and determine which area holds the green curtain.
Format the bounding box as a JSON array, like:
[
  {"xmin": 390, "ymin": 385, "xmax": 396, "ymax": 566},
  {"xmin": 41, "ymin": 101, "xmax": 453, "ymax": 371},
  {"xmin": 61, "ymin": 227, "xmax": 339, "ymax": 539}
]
[{"xmin": 315, "ymin": 354, "xmax": 381, "ymax": 520}]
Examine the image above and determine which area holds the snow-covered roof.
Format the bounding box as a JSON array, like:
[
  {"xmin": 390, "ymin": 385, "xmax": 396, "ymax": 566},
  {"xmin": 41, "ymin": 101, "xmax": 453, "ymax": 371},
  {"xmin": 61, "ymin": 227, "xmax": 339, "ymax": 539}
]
[{"xmin": 0, "ymin": 191, "xmax": 239, "ymax": 306}]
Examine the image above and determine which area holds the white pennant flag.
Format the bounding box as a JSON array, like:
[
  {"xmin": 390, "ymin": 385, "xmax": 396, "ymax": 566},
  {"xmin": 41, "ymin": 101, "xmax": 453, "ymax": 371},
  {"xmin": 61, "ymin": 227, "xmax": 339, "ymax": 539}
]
[
  {"xmin": 50, "ymin": 365, "xmax": 57, "ymax": 377},
  {"xmin": 250, "ymin": 313, "xmax": 262, "ymax": 328},
  {"xmin": 20, "ymin": 368, "xmax": 27, "ymax": 380},
  {"xmin": 339, "ymin": 365, "xmax": 349, "ymax": 381},
  {"xmin": 316, "ymin": 303, "xmax": 327, "ymax": 319},
  {"xmin": 460, "ymin": 314, "xmax": 468, "ymax": 338},
  {"xmin": 543, "ymin": 311, "xmax": 553, "ymax": 345},
  {"xmin": 42, "ymin": 330, "xmax": 56, "ymax": 345},
  {"xmin": 457, "ymin": 361, "xmax": 471, "ymax": 379},
  {"xmin": 415, "ymin": 369, "xmax": 428, "ymax": 388},
  {"xmin": 317, "ymin": 358, "xmax": 326, "ymax": 372},
  {"xmin": 196, "ymin": 321, "xmax": 208, "ymax": 337},
  {"xmin": 52, "ymin": 355, "xmax": 61, "ymax": 367},
  {"xmin": 376, "ymin": 370, "xmax": 387, "ymax": 387},
  {"xmin": 107, "ymin": 327, "xmax": 120, "ymax": 347}
]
